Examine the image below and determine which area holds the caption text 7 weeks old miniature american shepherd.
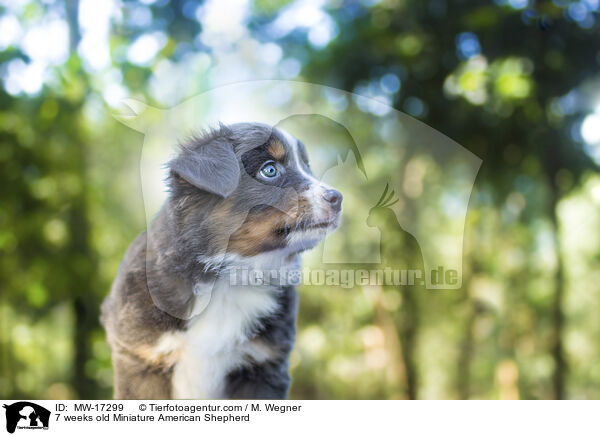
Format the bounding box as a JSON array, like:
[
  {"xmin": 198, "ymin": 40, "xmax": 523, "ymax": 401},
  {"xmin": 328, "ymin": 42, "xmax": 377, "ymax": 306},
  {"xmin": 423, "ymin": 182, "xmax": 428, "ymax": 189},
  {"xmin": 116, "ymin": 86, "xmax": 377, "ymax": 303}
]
[{"xmin": 101, "ymin": 123, "xmax": 342, "ymax": 399}]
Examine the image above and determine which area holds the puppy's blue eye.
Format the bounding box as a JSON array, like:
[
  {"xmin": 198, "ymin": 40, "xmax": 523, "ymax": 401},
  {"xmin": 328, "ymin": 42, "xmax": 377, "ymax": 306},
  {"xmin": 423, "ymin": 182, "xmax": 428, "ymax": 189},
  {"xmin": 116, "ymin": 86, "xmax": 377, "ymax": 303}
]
[{"xmin": 259, "ymin": 163, "xmax": 279, "ymax": 179}]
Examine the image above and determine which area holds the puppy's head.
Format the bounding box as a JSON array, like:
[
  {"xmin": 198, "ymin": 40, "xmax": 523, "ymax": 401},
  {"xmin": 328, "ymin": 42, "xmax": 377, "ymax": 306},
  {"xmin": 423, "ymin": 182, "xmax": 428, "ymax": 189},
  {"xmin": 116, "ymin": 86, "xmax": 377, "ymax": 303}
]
[{"xmin": 167, "ymin": 123, "xmax": 342, "ymax": 260}]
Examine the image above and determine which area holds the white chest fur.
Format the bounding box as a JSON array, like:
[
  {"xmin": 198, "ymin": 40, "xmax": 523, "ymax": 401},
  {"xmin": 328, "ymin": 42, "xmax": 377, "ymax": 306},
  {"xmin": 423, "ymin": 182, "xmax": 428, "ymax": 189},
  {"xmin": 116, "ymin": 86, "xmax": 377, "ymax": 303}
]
[{"xmin": 169, "ymin": 278, "xmax": 280, "ymax": 399}]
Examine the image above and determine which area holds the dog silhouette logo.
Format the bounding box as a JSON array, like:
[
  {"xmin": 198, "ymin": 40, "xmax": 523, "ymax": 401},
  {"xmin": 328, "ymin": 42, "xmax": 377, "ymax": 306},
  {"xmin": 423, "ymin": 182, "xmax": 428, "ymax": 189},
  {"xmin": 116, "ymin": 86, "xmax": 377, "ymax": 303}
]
[{"xmin": 2, "ymin": 402, "xmax": 50, "ymax": 434}]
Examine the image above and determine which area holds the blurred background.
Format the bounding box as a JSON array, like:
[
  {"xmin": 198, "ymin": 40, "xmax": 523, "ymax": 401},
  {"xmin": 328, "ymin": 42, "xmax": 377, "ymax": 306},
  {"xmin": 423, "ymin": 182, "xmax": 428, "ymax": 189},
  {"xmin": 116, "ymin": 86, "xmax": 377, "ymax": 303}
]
[{"xmin": 1, "ymin": 0, "xmax": 600, "ymax": 400}]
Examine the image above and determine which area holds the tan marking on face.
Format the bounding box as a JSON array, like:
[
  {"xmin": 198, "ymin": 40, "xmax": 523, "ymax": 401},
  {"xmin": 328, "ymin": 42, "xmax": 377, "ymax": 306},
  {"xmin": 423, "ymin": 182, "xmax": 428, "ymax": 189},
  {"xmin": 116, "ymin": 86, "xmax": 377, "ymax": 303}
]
[
  {"xmin": 225, "ymin": 189, "xmax": 319, "ymax": 256},
  {"xmin": 267, "ymin": 139, "xmax": 286, "ymax": 161},
  {"xmin": 204, "ymin": 177, "xmax": 318, "ymax": 256},
  {"xmin": 227, "ymin": 207, "xmax": 288, "ymax": 256}
]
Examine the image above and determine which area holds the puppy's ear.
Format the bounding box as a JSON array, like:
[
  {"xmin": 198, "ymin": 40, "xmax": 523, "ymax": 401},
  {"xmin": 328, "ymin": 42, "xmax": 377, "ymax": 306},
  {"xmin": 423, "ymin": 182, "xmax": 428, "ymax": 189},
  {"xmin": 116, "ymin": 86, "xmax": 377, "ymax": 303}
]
[{"xmin": 169, "ymin": 137, "xmax": 240, "ymax": 197}]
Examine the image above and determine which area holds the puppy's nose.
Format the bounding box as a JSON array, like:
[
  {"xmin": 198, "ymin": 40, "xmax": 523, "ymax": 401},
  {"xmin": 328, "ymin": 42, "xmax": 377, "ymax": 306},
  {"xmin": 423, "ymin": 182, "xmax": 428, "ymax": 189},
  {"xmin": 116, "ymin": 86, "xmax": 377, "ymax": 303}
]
[{"xmin": 323, "ymin": 189, "xmax": 343, "ymax": 212}]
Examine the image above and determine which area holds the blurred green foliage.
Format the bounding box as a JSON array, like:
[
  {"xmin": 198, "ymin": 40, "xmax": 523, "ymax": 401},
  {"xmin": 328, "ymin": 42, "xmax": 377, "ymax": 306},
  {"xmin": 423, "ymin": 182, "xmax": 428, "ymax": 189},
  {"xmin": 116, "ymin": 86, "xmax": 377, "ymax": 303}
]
[{"xmin": 1, "ymin": 0, "xmax": 600, "ymax": 400}]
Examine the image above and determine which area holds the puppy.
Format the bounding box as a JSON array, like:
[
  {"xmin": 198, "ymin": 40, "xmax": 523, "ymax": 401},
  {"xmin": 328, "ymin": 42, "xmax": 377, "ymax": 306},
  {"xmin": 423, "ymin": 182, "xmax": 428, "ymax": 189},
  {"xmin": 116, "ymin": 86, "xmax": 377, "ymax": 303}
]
[{"xmin": 101, "ymin": 123, "xmax": 342, "ymax": 399}]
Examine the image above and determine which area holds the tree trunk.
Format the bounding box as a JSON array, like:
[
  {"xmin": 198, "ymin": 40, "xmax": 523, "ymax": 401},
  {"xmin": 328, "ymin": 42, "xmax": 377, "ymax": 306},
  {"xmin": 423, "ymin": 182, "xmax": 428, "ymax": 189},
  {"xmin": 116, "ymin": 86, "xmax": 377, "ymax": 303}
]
[
  {"xmin": 67, "ymin": 151, "xmax": 99, "ymax": 399},
  {"xmin": 65, "ymin": 0, "xmax": 99, "ymax": 399},
  {"xmin": 545, "ymin": 142, "xmax": 566, "ymax": 400},
  {"xmin": 548, "ymin": 183, "xmax": 566, "ymax": 399},
  {"xmin": 457, "ymin": 297, "xmax": 475, "ymax": 399},
  {"xmin": 396, "ymin": 287, "xmax": 418, "ymax": 399}
]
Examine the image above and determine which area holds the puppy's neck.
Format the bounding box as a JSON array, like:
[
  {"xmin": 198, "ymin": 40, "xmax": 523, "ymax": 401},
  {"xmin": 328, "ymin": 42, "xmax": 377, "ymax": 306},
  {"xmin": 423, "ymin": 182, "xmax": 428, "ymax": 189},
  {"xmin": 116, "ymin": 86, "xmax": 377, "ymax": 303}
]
[{"xmin": 198, "ymin": 249, "xmax": 300, "ymax": 276}]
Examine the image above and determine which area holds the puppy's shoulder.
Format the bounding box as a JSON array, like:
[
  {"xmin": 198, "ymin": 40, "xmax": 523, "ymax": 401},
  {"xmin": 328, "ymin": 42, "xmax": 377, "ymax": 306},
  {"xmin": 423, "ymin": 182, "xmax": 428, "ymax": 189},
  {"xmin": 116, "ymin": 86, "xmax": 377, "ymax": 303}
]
[
  {"xmin": 102, "ymin": 231, "xmax": 148, "ymax": 308},
  {"xmin": 101, "ymin": 231, "xmax": 183, "ymax": 346}
]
